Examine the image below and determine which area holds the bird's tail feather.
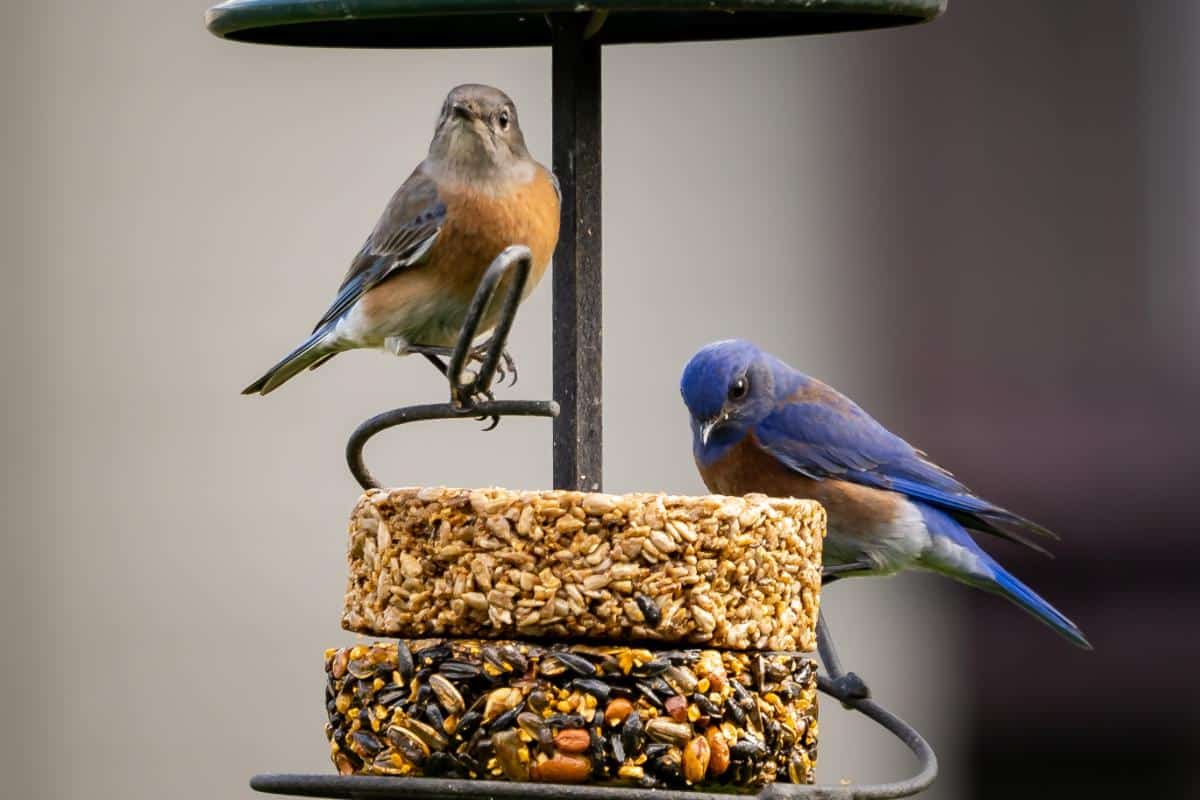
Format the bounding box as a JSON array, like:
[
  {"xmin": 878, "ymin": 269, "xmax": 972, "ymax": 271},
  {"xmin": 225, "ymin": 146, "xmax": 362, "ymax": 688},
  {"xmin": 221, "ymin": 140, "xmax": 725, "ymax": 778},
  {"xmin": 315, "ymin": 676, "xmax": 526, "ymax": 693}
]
[
  {"xmin": 916, "ymin": 502, "xmax": 1091, "ymax": 649},
  {"xmin": 242, "ymin": 330, "xmax": 340, "ymax": 395},
  {"xmin": 979, "ymin": 560, "xmax": 1092, "ymax": 650}
]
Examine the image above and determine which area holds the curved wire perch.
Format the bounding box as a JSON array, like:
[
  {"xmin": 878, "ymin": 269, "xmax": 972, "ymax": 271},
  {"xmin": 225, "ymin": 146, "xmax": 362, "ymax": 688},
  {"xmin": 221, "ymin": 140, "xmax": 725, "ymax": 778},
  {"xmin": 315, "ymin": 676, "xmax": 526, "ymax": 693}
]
[
  {"xmin": 345, "ymin": 244, "xmax": 558, "ymax": 490},
  {"xmin": 347, "ymin": 400, "xmax": 559, "ymax": 490}
]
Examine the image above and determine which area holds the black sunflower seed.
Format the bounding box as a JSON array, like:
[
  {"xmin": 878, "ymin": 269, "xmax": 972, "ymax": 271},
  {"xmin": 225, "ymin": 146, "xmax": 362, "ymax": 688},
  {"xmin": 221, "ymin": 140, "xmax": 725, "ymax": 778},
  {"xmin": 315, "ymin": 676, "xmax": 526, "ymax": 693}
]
[
  {"xmin": 731, "ymin": 679, "xmax": 752, "ymax": 707},
  {"xmin": 551, "ymin": 651, "xmax": 598, "ymax": 676},
  {"xmin": 413, "ymin": 643, "xmax": 451, "ymax": 668},
  {"xmin": 693, "ymin": 693, "xmax": 721, "ymax": 717},
  {"xmin": 439, "ymin": 660, "xmax": 483, "ymax": 680},
  {"xmin": 456, "ymin": 709, "xmax": 483, "ymax": 739},
  {"xmin": 635, "ymin": 594, "xmax": 662, "ymax": 627},
  {"xmin": 422, "ymin": 702, "xmax": 446, "ymax": 732},
  {"xmin": 488, "ymin": 707, "xmax": 521, "ymax": 732},
  {"xmin": 537, "ymin": 724, "xmax": 555, "ymax": 756},
  {"xmin": 777, "ymin": 680, "xmax": 801, "ymax": 702},
  {"xmin": 394, "ymin": 641, "xmax": 414, "ymax": 682},
  {"xmin": 621, "ymin": 711, "xmax": 644, "ymax": 752},
  {"xmin": 527, "ymin": 689, "xmax": 550, "ymax": 714},
  {"xmin": 589, "ymin": 727, "xmax": 607, "ymax": 773},
  {"xmin": 350, "ymin": 730, "xmax": 383, "ymax": 757},
  {"xmin": 725, "ymin": 696, "xmax": 746, "ymax": 726},
  {"xmin": 386, "ymin": 727, "xmax": 429, "ymax": 766},
  {"xmin": 636, "ymin": 681, "xmax": 663, "ymax": 709},
  {"xmin": 481, "ymin": 646, "xmax": 505, "ymax": 673},
  {"xmin": 764, "ymin": 718, "xmax": 781, "ymax": 747},
  {"xmin": 611, "ymin": 732, "xmax": 626, "ymax": 764},
  {"xmin": 730, "ymin": 735, "xmax": 766, "ymax": 759},
  {"xmin": 423, "ymin": 751, "xmax": 458, "ymax": 777},
  {"xmin": 633, "ymin": 658, "xmax": 670, "ymax": 677},
  {"xmin": 499, "ymin": 645, "xmax": 528, "ymax": 674},
  {"xmin": 376, "ymin": 685, "xmax": 406, "ymax": 708},
  {"xmin": 570, "ymin": 678, "xmax": 611, "ymax": 702},
  {"xmin": 644, "ymin": 742, "xmax": 669, "ymax": 760},
  {"xmin": 596, "ymin": 654, "xmax": 622, "ymax": 674},
  {"xmin": 545, "ymin": 713, "xmax": 586, "ymax": 729}
]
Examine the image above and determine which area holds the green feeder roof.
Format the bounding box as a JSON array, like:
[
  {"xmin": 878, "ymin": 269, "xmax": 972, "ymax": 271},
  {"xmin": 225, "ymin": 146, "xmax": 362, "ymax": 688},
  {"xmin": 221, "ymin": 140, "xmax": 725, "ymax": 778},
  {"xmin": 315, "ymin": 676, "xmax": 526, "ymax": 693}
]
[{"xmin": 205, "ymin": 0, "xmax": 945, "ymax": 48}]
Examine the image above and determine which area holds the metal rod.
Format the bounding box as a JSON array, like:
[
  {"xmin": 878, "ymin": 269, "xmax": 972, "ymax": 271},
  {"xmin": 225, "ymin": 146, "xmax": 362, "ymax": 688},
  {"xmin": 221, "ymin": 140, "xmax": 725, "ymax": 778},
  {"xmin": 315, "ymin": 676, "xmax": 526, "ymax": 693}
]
[
  {"xmin": 551, "ymin": 13, "xmax": 603, "ymax": 492},
  {"xmin": 346, "ymin": 400, "xmax": 558, "ymax": 490}
]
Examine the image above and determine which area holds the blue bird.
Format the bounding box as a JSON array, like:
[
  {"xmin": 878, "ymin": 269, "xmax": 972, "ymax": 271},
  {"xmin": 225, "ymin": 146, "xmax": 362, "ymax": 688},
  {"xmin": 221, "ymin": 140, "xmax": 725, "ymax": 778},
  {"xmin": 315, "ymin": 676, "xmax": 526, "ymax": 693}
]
[{"xmin": 680, "ymin": 339, "xmax": 1090, "ymax": 649}]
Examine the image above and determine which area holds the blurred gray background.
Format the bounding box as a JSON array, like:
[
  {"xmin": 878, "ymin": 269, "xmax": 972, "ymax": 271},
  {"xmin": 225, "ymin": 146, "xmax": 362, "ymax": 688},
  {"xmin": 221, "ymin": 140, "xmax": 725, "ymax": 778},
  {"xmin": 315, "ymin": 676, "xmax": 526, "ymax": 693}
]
[{"xmin": 2, "ymin": 1, "xmax": 1197, "ymax": 798}]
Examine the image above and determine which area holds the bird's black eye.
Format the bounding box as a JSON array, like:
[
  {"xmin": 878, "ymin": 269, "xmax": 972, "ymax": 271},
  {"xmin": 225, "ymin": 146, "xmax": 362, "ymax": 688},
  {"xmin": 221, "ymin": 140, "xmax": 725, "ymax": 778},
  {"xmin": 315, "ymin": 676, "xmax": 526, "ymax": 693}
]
[
  {"xmin": 497, "ymin": 110, "xmax": 510, "ymax": 130},
  {"xmin": 728, "ymin": 375, "xmax": 749, "ymax": 402}
]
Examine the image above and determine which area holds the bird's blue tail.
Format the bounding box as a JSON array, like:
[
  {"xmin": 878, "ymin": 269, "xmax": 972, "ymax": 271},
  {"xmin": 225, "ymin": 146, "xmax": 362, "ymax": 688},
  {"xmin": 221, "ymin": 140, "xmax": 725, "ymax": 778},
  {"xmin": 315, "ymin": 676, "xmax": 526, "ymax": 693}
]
[
  {"xmin": 915, "ymin": 502, "xmax": 1092, "ymax": 650},
  {"xmin": 984, "ymin": 560, "xmax": 1092, "ymax": 649}
]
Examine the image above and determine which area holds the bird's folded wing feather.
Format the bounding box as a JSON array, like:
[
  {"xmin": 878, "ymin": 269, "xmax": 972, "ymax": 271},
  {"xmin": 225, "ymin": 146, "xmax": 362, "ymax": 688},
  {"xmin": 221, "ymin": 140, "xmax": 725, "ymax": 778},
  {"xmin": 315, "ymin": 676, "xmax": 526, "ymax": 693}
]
[
  {"xmin": 310, "ymin": 167, "xmax": 447, "ymax": 334},
  {"xmin": 756, "ymin": 400, "xmax": 1058, "ymax": 547}
]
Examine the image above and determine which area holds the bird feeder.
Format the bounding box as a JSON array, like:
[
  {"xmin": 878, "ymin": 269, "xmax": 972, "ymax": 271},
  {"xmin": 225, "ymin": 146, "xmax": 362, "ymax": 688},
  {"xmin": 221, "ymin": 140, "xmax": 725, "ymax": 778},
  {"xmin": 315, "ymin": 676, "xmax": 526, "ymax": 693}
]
[{"xmin": 206, "ymin": 1, "xmax": 945, "ymax": 797}]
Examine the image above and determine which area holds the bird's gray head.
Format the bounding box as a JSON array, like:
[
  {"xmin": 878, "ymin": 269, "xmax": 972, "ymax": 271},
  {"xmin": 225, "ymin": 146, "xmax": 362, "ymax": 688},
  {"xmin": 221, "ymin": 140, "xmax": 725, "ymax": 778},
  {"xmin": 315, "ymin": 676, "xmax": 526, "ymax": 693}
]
[
  {"xmin": 680, "ymin": 339, "xmax": 779, "ymax": 458},
  {"xmin": 428, "ymin": 84, "xmax": 531, "ymax": 180}
]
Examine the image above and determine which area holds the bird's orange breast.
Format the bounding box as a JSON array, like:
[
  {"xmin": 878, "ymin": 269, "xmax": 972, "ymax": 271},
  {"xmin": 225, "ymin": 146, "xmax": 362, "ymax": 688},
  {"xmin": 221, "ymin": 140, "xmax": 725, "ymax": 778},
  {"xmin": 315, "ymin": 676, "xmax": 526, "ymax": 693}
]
[
  {"xmin": 431, "ymin": 166, "xmax": 560, "ymax": 304},
  {"xmin": 701, "ymin": 433, "xmax": 902, "ymax": 527}
]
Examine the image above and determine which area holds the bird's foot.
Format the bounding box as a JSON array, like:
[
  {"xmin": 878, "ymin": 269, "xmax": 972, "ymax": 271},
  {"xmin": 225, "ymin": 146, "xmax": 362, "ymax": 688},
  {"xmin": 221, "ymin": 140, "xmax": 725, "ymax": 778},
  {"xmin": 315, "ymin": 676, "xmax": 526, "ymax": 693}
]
[
  {"xmin": 821, "ymin": 561, "xmax": 874, "ymax": 585},
  {"xmin": 452, "ymin": 383, "xmax": 501, "ymax": 430},
  {"xmin": 412, "ymin": 347, "xmax": 501, "ymax": 429},
  {"xmin": 409, "ymin": 344, "xmax": 456, "ymax": 363},
  {"xmin": 469, "ymin": 338, "xmax": 518, "ymax": 387},
  {"xmin": 409, "ymin": 341, "xmax": 517, "ymax": 388}
]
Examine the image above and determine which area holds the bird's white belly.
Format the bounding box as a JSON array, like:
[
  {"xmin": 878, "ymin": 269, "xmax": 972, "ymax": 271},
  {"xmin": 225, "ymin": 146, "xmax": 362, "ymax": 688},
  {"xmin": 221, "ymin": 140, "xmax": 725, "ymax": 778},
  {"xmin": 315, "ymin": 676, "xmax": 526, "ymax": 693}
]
[
  {"xmin": 825, "ymin": 499, "xmax": 992, "ymax": 580},
  {"xmin": 332, "ymin": 302, "xmax": 383, "ymax": 348},
  {"xmin": 824, "ymin": 499, "xmax": 932, "ymax": 575},
  {"xmin": 333, "ymin": 291, "xmax": 461, "ymax": 352}
]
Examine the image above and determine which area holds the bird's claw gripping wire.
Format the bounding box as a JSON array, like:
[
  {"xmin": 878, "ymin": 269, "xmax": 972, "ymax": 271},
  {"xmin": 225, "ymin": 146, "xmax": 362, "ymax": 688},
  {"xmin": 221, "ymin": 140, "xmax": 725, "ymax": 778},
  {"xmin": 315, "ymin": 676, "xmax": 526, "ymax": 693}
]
[{"xmin": 346, "ymin": 247, "xmax": 558, "ymax": 490}]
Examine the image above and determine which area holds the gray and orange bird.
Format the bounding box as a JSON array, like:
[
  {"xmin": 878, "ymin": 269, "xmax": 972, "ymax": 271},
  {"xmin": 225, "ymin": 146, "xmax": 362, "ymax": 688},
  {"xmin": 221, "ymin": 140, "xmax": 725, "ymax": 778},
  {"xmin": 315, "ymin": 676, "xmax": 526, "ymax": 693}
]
[{"xmin": 243, "ymin": 84, "xmax": 560, "ymax": 396}]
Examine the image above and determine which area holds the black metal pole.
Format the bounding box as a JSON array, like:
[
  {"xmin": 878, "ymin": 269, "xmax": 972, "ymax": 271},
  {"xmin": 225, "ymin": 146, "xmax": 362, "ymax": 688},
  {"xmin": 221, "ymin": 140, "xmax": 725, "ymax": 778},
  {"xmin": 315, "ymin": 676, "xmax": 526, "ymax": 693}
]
[{"xmin": 551, "ymin": 14, "xmax": 602, "ymax": 492}]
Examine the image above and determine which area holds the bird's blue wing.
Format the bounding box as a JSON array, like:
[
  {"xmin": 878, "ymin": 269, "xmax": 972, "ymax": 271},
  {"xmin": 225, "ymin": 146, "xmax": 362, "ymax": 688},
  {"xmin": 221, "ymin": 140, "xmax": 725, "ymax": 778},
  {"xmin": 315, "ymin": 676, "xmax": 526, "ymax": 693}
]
[
  {"xmin": 756, "ymin": 385, "xmax": 1057, "ymax": 545},
  {"xmin": 310, "ymin": 167, "xmax": 446, "ymax": 334}
]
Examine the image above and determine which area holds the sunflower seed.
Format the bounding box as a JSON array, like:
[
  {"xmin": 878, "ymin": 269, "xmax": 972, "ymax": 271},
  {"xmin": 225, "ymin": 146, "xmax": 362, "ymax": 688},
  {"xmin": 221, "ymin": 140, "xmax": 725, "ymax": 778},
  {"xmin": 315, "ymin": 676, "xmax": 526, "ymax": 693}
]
[{"xmin": 429, "ymin": 674, "xmax": 465, "ymax": 715}]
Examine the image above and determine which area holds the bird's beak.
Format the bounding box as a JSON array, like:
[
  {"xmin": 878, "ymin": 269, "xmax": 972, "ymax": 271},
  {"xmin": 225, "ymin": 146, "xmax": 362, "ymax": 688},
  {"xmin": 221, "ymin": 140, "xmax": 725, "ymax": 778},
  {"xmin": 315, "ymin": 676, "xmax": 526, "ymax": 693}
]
[
  {"xmin": 451, "ymin": 102, "xmax": 474, "ymax": 121},
  {"xmin": 700, "ymin": 416, "xmax": 721, "ymax": 446}
]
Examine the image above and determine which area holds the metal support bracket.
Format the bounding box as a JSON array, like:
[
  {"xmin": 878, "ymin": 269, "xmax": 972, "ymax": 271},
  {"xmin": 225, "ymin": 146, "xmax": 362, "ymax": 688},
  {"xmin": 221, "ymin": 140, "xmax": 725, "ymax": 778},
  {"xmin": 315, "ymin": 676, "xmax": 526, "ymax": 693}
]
[{"xmin": 551, "ymin": 13, "xmax": 603, "ymax": 493}]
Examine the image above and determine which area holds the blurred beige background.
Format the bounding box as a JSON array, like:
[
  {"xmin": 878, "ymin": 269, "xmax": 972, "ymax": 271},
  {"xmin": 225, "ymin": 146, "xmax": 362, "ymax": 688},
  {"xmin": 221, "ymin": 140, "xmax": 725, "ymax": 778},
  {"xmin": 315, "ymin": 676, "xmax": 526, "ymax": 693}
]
[{"xmin": 6, "ymin": 1, "xmax": 1197, "ymax": 799}]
